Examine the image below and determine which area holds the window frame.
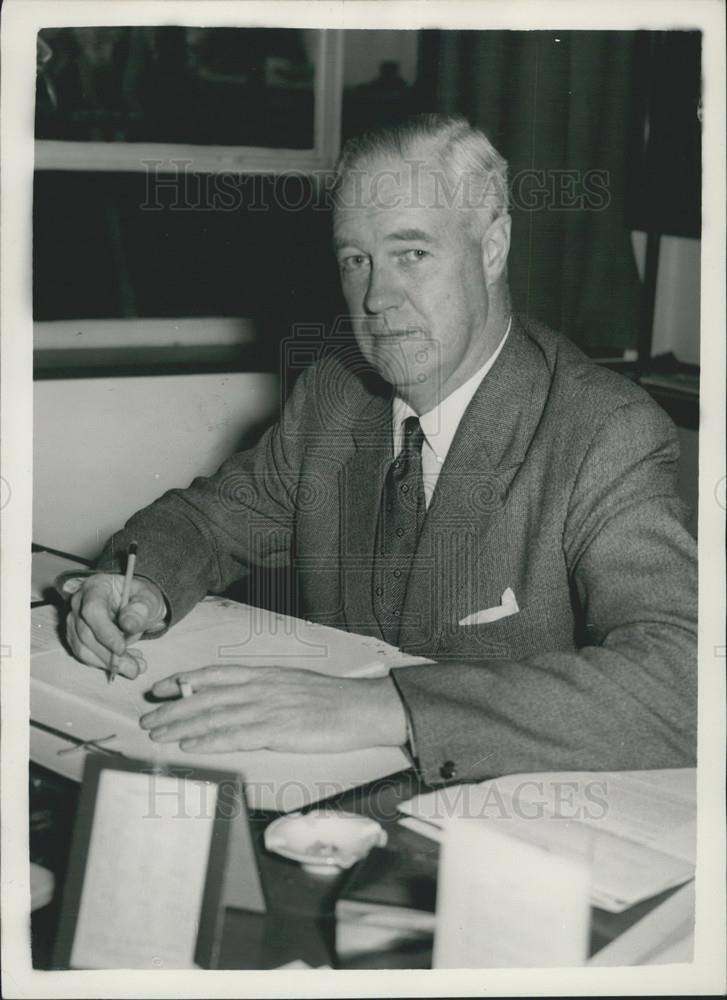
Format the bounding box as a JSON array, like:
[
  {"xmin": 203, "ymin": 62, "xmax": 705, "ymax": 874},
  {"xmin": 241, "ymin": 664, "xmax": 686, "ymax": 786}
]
[{"xmin": 34, "ymin": 28, "xmax": 343, "ymax": 174}]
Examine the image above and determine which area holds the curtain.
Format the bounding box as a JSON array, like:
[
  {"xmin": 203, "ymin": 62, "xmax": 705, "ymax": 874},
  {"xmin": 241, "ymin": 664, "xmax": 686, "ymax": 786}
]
[{"xmin": 436, "ymin": 31, "xmax": 642, "ymax": 354}]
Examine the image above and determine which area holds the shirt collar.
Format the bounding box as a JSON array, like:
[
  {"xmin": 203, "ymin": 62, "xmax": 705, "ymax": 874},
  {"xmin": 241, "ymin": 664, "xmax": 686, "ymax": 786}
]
[{"xmin": 392, "ymin": 317, "xmax": 512, "ymax": 464}]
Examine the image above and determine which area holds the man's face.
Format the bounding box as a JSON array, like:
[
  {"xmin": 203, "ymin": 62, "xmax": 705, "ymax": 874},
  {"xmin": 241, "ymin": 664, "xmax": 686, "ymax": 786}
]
[{"xmin": 333, "ymin": 152, "xmax": 498, "ymax": 410}]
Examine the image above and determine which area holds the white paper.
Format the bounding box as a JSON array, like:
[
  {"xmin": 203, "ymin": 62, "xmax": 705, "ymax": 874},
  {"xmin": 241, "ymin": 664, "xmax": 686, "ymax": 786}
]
[
  {"xmin": 587, "ymin": 832, "xmax": 694, "ymax": 911},
  {"xmin": 31, "ymin": 597, "xmax": 428, "ymax": 810},
  {"xmin": 400, "ymin": 768, "xmax": 696, "ymax": 912},
  {"xmin": 31, "ymin": 602, "xmax": 66, "ymax": 653}
]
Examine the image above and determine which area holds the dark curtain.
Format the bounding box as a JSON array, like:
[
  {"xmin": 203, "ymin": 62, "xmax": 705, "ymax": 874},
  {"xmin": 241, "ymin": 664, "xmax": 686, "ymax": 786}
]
[{"xmin": 436, "ymin": 31, "xmax": 642, "ymax": 354}]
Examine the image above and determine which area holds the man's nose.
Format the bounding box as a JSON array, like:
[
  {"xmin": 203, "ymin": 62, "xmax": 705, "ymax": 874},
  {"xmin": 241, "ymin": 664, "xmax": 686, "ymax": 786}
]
[{"xmin": 363, "ymin": 265, "xmax": 404, "ymax": 315}]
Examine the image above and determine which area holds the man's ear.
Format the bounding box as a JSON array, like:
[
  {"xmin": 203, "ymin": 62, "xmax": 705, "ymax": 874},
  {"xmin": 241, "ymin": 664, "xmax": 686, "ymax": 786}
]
[{"xmin": 481, "ymin": 214, "xmax": 511, "ymax": 284}]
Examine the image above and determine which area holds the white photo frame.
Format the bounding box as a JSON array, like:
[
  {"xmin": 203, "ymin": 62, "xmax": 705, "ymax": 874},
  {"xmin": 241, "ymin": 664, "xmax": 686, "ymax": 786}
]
[{"xmin": 52, "ymin": 754, "xmax": 261, "ymax": 970}]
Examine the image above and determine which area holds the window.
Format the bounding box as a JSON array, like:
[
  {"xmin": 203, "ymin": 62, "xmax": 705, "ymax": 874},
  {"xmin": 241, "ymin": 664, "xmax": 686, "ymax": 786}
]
[{"xmin": 35, "ymin": 27, "xmax": 343, "ymax": 173}]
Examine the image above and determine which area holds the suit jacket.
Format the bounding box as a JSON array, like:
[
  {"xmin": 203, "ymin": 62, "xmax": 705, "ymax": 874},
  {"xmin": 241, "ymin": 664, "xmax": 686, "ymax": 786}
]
[{"xmin": 99, "ymin": 316, "xmax": 698, "ymax": 786}]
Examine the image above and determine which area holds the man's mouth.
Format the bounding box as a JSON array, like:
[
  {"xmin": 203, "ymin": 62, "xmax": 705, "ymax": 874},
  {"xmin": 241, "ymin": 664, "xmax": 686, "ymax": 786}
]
[{"xmin": 363, "ymin": 326, "xmax": 426, "ymax": 340}]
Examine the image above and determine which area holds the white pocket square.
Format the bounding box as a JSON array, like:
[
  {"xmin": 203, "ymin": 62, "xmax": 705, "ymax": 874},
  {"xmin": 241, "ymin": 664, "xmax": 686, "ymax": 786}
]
[{"xmin": 459, "ymin": 588, "xmax": 520, "ymax": 626}]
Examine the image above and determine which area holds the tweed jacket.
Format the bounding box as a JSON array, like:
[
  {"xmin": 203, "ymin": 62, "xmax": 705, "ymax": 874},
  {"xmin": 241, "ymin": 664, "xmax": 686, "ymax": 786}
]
[{"xmin": 99, "ymin": 316, "xmax": 698, "ymax": 786}]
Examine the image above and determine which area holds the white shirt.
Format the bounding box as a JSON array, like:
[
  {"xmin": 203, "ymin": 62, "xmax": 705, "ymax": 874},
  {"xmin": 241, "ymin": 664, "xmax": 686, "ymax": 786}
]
[{"xmin": 391, "ymin": 318, "xmax": 511, "ymax": 507}]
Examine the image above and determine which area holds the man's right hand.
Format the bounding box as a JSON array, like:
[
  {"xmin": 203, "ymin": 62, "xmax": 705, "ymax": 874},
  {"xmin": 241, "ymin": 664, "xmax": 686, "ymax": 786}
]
[{"xmin": 65, "ymin": 574, "xmax": 168, "ymax": 678}]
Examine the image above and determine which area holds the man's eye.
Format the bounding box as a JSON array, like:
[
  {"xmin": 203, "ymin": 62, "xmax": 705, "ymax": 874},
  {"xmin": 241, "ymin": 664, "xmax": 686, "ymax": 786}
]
[
  {"xmin": 340, "ymin": 255, "xmax": 369, "ymax": 273},
  {"xmin": 402, "ymin": 249, "xmax": 428, "ymax": 262}
]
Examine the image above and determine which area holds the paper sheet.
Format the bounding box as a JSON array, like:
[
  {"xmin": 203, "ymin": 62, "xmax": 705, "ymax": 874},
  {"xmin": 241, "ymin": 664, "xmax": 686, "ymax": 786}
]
[
  {"xmin": 399, "ymin": 769, "xmax": 696, "ymax": 912},
  {"xmin": 31, "ymin": 597, "xmax": 428, "ymax": 811}
]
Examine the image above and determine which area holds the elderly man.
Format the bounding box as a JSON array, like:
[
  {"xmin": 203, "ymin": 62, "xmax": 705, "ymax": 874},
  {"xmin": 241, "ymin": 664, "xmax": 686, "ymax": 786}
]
[{"xmin": 66, "ymin": 114, "xmax": 697, "ymax": 786}]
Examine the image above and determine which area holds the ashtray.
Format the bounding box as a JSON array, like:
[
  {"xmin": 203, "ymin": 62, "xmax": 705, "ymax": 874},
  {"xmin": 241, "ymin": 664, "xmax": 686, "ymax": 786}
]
[{"xmin": 264, "ymin": 809, "xmax": 387, "ymax": 876}]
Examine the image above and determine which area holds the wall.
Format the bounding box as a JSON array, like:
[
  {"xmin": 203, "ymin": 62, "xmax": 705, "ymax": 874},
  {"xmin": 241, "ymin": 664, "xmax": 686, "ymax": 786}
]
[{"xmin": 33, "ymin": 372, "xmax": 279, "ymax": 559}]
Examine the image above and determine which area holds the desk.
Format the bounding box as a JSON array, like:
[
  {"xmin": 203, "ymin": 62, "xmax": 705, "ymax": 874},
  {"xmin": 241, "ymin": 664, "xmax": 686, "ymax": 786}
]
[
  {"xmin": 30, "ymin": 764, "xmax": 684, "ymax": 970},
  {"xmin": 27, "ymin": 548, "xmax": 690, "ymax": 969}
]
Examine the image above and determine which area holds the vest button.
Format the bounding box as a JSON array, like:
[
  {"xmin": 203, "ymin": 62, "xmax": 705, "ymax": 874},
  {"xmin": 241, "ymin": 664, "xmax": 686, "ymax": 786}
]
[
  {"xmin": 439, "ymin": 760, "xmax": 456, "ymax": 780},
  {"xmin": 375, "ymin": 586, "xmax": 383, "ymax": 596},
  {"xmin": 396, "ymin": 527, "xmax": 405, "ymax": 537},
  {"xmin": 393, "ymin": 569, "xmax": 401, "ymax": 578}
]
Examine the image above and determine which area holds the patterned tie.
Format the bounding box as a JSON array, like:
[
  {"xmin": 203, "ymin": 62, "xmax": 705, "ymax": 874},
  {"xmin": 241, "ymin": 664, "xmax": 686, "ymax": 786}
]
[{"xmin": 372, "ymin": 415, "xmax": 427, "ymax": 644}]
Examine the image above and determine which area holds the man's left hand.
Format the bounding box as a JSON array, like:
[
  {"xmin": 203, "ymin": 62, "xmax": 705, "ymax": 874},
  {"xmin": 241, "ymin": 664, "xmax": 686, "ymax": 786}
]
[{"xmin": 139, "ymin": 665, "xmax": 408, "ymax": 753}]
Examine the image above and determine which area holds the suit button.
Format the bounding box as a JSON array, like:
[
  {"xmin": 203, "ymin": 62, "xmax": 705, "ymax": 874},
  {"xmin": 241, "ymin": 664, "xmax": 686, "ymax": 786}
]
[{"xmin": 439, "ymin": 760, "xmax": 456, "ymax": 780}]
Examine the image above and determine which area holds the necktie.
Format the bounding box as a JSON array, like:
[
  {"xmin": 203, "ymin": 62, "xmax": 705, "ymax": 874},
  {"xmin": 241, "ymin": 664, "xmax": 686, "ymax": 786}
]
[{"xmin": 372, "ymin": 415, "xmax": 426, "ymax": 644}]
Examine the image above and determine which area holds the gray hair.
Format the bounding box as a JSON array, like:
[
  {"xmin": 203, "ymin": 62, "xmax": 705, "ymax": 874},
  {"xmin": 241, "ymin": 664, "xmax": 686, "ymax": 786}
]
[{"xmin": 332, "ymin": 113, "xmax": 509, "ymax": 234}]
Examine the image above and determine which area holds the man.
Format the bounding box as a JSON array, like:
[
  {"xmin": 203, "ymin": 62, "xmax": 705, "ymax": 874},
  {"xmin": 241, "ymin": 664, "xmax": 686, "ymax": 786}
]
[{"xmin": 66, "ymin": 114, "xmax": 697, "ymax": 787}]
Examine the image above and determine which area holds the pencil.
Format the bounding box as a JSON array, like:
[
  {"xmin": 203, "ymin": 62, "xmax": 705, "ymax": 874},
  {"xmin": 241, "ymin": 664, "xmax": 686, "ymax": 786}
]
[{"xmin": 109, "ymin": 541, "xmax": 138, "ymax": 683}]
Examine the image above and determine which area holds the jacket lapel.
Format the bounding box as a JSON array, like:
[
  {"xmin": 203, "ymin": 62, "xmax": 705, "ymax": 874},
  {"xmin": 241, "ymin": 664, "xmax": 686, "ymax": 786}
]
[{"xmin": 398, "ymin": 317, "xmax": 552, "ymax": 653}]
